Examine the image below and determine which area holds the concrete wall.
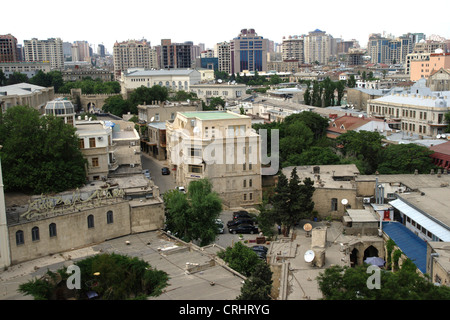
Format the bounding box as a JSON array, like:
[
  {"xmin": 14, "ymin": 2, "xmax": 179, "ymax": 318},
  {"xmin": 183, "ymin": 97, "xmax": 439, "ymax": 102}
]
[
  {"xmin": 313, "ymin": 188, "xmax": 360, "ymax": 219},
  {"xmin": 129, "ymin": 200, "xmax": 165, "ymax": 233}
]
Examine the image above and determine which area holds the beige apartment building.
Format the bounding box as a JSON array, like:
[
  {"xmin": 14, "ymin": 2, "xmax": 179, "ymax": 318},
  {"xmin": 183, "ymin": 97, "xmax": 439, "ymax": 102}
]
[
  {"xmin": 113, "ymin": 39, "xmax": 158, "ymax": 79},
  {"xmin": 190, "ymin": 82, "xmax": 247, "ymax": 104},
  {"xmin": 166, "ymin": 111, "xmax": 262, "ymax": 208},
  {"xmin": 304, "ymin": 29, "xmax": 331, "ymax": 65},
  {"xmin": 214, "ymin": 41, "xmax": 231, "ymax": 74},
  {"xmin": 23, "ymin": 38, "xmax": 64, "ymax": 69},
  {"xmin": 282, "ymin": 35, "xmax": 304, "ymax": 63},
  {"xmin": 367, "ymin": 92, "xmax": 450, "ymax": 137}
]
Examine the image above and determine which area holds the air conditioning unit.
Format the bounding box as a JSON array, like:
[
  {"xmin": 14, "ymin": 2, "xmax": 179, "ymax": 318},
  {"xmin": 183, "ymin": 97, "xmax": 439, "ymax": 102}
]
[
  {"xmin": 130, "ymin": 163, "xmax": 135, "ymax": 168},
  {"xmin": 98, "ymin": 137, "xmax": 103, "ymax": 140},
  {"xmin": 363, "ymin": 197, "xmax": 371, "ymax": 204},
  {"xmin": 130, "ymin": 142, "xmax": 135, "ymax": 146}
]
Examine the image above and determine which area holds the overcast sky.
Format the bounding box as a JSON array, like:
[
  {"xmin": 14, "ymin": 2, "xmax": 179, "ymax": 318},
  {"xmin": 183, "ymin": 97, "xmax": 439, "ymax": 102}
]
[{"xmin": 4, "ymin": 0, "xmax": 450, "ymax": 54}]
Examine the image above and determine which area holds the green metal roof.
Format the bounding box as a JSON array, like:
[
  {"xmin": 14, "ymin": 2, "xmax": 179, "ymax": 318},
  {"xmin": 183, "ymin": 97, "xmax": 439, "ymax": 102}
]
[{"xmin": 179, "ymin": 111, "xmax": 244, "ymax": 120}]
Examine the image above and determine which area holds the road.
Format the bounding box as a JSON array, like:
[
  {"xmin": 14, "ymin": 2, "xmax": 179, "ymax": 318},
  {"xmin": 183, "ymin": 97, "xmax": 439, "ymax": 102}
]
[{"xmin": 140, "ymin": 154, "xmax": 176, "ymax": 195}]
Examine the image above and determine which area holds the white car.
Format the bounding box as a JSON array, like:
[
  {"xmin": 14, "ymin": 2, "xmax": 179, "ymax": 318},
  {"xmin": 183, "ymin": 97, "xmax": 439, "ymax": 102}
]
[{"xmin": 176, "ymin": 186, "xmax": 186, "ymax": 193}]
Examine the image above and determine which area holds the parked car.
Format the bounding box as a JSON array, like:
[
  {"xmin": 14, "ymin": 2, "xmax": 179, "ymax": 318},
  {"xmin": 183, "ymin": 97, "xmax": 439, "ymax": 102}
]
[
  {"xmin": 215, "ymin": 219, "xmax": 224, "ymax": 234},
  {"xmin": 227, "ymin": 218, "xmax": 254, "ymax": 228},
  {"xmin": 176, "ymin": 186, "xmax": 186, "ymax": 193},
  {"xmin": 232, "ymin": 211, "xmax": 253, "ymax": 221},
  {"xmin": 251, "ymin": 246, "xmax": 268, "ymax": 260},
  {"xmin": 142, "ymin": 169, "xmax": 151, "ymax": 179},
  {"xmin": 228, "ymin": 223, "xmax": 258, "ymax": 234},
  {"xmin": 161, "ymin": 167, "xmax": 170, "ymax": 175}
]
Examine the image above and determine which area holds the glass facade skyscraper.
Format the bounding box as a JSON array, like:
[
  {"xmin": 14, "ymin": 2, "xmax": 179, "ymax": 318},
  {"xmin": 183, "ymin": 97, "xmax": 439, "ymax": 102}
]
[{"xmin": 230, "ymin": 29, "xmax": 267, "ymax": 74}]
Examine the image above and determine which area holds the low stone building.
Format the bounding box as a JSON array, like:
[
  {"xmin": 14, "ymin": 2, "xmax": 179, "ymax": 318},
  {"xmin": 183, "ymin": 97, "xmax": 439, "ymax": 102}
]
[
  {"xmin": 0, "ymin": 83, "xmax": 54, "ymax": 113},
  {"xmin": 282, "ymin": 164, "xmax": 362, "ymax": 219},
  {"xmin": 4, "ymin": 174, "xmax": 164, "ymax": 265}
]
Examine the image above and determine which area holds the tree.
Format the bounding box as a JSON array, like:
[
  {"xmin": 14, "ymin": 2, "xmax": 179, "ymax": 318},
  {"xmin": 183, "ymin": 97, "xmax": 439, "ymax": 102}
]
[
  {"xmin": 127, "ymin": 85, "xmax": 169, "ymax": 113},
  {"xmin": 445, "ymin": 112, "xmax": 450, "ymax": 133},
  {"xmin": 279, "ymin": 121, "xmax": 314, "ymax": 163},
  {"xmin": 7, "ymin": 72, "xmax": 28, "ymax": 85},
  {"xmin": 290, "ymin": 146, "xmax": 341, "ymax": 166},
  {"xmin": 335, "ymin": 80, "xmax": 346, "ymax": 106},
  {"xmin": 347, "ymin": 74, "xmax": 356, "ymax": 88},
  {"xmin": 336, "ymin": 130, "xmax": 383, "ymax": 174},
  {"xmin": 0, "ymin": 70, "xmax": 6, "ymax": 86},
  {"xmin": 321, "ymin": 77, "xmax": 335, "ymax": 107},
  {"xmin": 30, "ymin": 70, "xmax": 64, "ymax": 92},
  {"xmin": 102, "ymin": 95, "xmax": 131, "ymax": 116},
  {"xmin": 317, "ymin": 259, "xmax": 450, "ymax": 300},
  {"xmin": 303, "ymin": 81, "xmax": 311, "ymax": 105},
  {"xmin": 377, "ymin": 143, "xmax": 436, "ymax": 174},
  {"xmin": 217, "ymin": 242, "xmax": 262, "ymax": 277},
  {"xmin": 18, "ymin": 253, "xmax": 169, "ymax": 300},
  {"xmin": 208, "ymin": 96, "xmax": 226, "ymax": 110},
  {"xmin": 0, "ymin": 105, "xmax": 86, "ymax": 194},
  {"xmin": 163, "ymin": 179, "xmax": 222, "ymax": 246},
  {"xmin": 237, "ymin": 262, "xmax": 273, "ymax": 300}
]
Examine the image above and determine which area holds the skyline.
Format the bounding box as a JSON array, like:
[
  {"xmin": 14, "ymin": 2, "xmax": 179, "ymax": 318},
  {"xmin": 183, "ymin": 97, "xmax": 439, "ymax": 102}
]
[{"xmin": 3, "ymin": 0, "xmax": 450, "ymax": 54}]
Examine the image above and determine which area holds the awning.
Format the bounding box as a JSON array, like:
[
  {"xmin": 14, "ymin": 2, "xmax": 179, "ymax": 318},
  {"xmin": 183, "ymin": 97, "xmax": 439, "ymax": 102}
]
[{"xmin": 389, "ymin": 198, "xmax": 450, "ymax": 241}]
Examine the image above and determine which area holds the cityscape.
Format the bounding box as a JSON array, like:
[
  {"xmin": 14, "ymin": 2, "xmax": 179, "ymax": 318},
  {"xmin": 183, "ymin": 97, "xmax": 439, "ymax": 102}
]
[{"xmin": 1, "ymin": 3, "xmax": 450, "ymax": 306}]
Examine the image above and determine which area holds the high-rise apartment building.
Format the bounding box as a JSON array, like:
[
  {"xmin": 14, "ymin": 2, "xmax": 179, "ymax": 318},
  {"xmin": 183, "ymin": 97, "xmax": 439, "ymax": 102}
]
[
  {"xmin": 304, "ymin": 29, "xmax": 331, "ymax": 65},
  {"xmin": 97, "ymin": 44, "xmax": 106, "ymax": 57},
  {"xmin": 230, "ymin": 29, "xmax": 268, "ymax": 74},
  {"xmin": 214, "ymin": 41, "xmax": 231, "ymax": 74},
  {"xmin": 113, "ymin": 39, "xmax": 157, "ymax": 79},
  {"xmin": 282, "ymin": 35, "xmax": 304, "ymax": 63},
  {"xmin": 72, "ymin": 41, "xmax": 91, "ymax": 62},
  {"xmin": 367, "ymin": 33, "xmax": 413, "ymax": 65},
  {"xmin": 23, "ymin": 38, "xmax": 64, "ymax": 69},
  {"xmin": 160, "ymin": 39, "xmax": 193, "ymax": 69},
  {"xmin": 0, "ymin": 34, "xmax": 19, "ymax": 62}
]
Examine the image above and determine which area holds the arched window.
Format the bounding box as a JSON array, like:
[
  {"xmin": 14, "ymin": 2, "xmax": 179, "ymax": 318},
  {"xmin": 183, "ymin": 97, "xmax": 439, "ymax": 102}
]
[
  {"xmin": 49, "ymin": 223, "xmax": 57, "ymax": 237},
  {"xmin": 87, "ymin": 215, "xmax": 95, "ymax": 229},
  {"xmin": 106, "ymin": 211, "xmax": 114, "ymax": 224},
  {"xmin": 16, "ymin": 230, "xmax": 24, "ymax": 245},
  {"xmin": 31, "ymin": 227, "xmax": 40, "ymax": 241}
]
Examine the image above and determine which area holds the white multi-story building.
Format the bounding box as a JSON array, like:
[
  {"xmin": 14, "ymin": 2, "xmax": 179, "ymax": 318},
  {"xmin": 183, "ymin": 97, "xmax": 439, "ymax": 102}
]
[
  {"xmin": 120, "ymin": 68, "xmax": 201, "ymax": 97},
  {"xmin": 304, "ymin": 29, "xmax": 331, "ymax": 65},
  {"xmin": 23, "ymin": 38, "xmax": 64, "ymax": 69}
]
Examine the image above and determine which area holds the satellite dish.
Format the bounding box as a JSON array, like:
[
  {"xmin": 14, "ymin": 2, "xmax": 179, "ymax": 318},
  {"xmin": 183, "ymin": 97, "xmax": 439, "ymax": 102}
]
[
  {"xmin": 304, "ymin": 250, "xmax": 315, "ymax": 263},
  {"xmin": 217, "ymin": 79, "xmax": 222, "ymax": 83},
  {"xmin": 341, "ymin": 199, "xmax": 348, "ymax": 205},
  {"xmin": 150, "ymin": 117, "xmax": 155, "ymax": 122},
  {"xmin": 437, "ymin": 134, "xmax": 441, "ymax": 139},
  {"xmin": 193, "ymin": 126, "xmax": 200, "ymax": 134},
  {"xmin": 303, "ymin": 223, "xmax": 312, "ymax": 232}
]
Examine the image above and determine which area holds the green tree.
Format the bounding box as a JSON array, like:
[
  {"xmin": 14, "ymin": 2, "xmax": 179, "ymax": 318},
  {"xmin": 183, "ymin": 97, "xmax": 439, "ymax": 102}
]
[
  {"xmin": 279, "ymin": 121, "xmax": 314, "ymax": 163},
  {"xmin": 347, "ymin": 74, "xmax": 356, "ymax": 88},
  {"xmin": 102, "ymin": 95, "xmax": 131, "ymax": 116},
  {"xmin": 237, "ymin": 262, "xmax": 273, "ymax": 300},
  {"xmin": 377, "ymin": 143, "xmax": 436, "ymax": 174},
  {"xmin": 0, "ymin": 70, "xmax": 7, "ymax": 86},
  {"xmin": 217, "ymin": 242, "xmax": 262, "ymax": 277},
  {"xmin": 321, "ymin": 77, "xmax": 335, "ymax": 107},
  {"xmin": 163, "ymin": 179, "xmax": 222, "ymax": 246},
  {"xmin": 0, "ymin": 105, "xmax": 86, "ymax": 194},
  {"xmin": 7, "ymin": 72, "xmax": 29, "ymax": 85},
  {"xmin": 336, "ymin": 130, "xmax": 383, "ymax": 174},
  {"xmin": 208, "ymin": 96, "xmax": 226, "ymax": 110},
  {"xmin": 289, "ymin": 146, "xmax": 340, "ymax": 166},
  {"xmin": 18, "ymin": 253, "xmax": 169, "ymax": 300},
  {"xmin": 128, "ymin": 85, "xmax": 169, "ymax": 113},
  {"xmin": 303, "ymin": 81, "xmax": 311, "ymax": 105},
  {"xmin": 445, "ymin": 112, "xmax": 450, "ymax": 133},
  {"xmin": 335, "ymin": 80, "xmax": 346, "ymax": 106},
  {"xmin": 317, "ymin": 259, "xmax": 450, "ymax": 300}
]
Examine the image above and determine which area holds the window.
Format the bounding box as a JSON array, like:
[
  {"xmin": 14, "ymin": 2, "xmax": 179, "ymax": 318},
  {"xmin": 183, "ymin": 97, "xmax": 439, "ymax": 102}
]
[
  {"xmin": 188, "ymin": 165, "xmax": 202, "ymax": 173},
  {"xmin": 249, "ymin": 179, "xmax": 252, "ymax": 187},
  {"xmin": 89, "ymin": 137, "xmax": 96, "ymax": 148},
  {"xmin": 92, "ymin": 157, "xmax": 99, "ymax": 167},
  {"xmin": 79, "ymin": 139, "xmax": 85, "ymax": 149},
  {"xmin": 31, "ymin": 226, "xmax": 40, "ymax": 242},
  {"xmin": 331, "ymin": 198, "xmax": 338, "ymax": 211},
  {"xmin": 249, "ymin": 193, "xmax": 253, "ymax": 200},
  {"xmin": 189, "ymin": 148, "xmax": 201, "ymax": 157},
  {"xmin": 244, "ymin": 194, "xmax": 247, "ymax": 201},
  {"xmin": 16, "ymin": 230, "xmax": 24, "ymax": 245},
  {"xmin": 49, "ymin": 223, "xmax": 57, "ymax": 237},
  {"xmin": 107, "ymin": 211, "xmax": 114, "ymax": 224},
  {"xmin": 243, "ymin": 179, "xmax": 247, "ymax": 188},
  {"xmin": 88, "ymin": 215, "xmax": 95, "ymax": 228}
]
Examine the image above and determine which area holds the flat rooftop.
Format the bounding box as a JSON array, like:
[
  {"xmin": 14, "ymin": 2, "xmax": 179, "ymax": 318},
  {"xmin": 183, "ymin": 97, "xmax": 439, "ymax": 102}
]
[{"xmin": 179, "ymin": 111, "xmax": 247, "ymax": 120}]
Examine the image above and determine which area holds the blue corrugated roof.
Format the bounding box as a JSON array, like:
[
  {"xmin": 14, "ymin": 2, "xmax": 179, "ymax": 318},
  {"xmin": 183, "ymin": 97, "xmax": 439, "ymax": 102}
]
[{"xmin": 382, "ymin": 222, "xmax": 427, "ymax": 274}]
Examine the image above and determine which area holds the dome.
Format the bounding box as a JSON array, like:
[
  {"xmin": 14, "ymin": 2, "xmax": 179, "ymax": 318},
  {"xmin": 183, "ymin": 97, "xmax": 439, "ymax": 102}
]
[
  {"xmin": 45, "ymin": 99, "xmax": 75, "ymax": 116},
  {"xmin": 435, "ymin": 98, "xmax": 447, "ymax": 108}
]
